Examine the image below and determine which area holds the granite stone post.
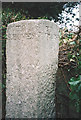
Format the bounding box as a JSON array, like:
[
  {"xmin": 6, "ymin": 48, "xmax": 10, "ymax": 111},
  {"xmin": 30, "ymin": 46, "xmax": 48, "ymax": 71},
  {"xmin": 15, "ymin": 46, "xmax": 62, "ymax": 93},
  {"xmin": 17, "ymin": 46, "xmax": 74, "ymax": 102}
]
[{"xmin": 6, "ymin": 20, "xmax": 59, "ymax": 118}]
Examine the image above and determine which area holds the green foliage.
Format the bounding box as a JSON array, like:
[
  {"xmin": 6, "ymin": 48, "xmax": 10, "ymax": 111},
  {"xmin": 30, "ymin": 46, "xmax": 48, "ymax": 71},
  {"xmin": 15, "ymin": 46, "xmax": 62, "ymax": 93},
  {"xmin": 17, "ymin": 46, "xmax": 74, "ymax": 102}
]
[
  {"xmin": 69, "ymin": 75, "xmax": 81, "ymax": 112},
  {"xmin": 59, "ymin": 27, "xmax": 81, "ymax": 114},
  {"xmin": 68, "ymin": 30, "xmax": 81, "ymax": 113}
]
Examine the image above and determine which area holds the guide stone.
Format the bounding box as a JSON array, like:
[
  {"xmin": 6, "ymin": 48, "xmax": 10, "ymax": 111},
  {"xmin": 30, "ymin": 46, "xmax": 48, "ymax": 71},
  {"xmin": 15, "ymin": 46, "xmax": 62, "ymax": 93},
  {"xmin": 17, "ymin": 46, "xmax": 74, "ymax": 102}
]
[{"xmin": 6, "ymin": 20, "xmax": 59, "ymax": 118}]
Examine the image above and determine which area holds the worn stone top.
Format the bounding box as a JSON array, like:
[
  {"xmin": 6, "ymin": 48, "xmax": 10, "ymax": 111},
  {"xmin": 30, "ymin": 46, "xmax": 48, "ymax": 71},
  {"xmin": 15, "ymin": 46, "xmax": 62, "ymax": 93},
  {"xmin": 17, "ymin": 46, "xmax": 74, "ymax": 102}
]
[
  {"xmin": 7, "ymin": 19, "xmax": 58, "ymax": 27},
  {"xmin": 7, "ymin": 19, "xmax": 59, "ymax": 35}
]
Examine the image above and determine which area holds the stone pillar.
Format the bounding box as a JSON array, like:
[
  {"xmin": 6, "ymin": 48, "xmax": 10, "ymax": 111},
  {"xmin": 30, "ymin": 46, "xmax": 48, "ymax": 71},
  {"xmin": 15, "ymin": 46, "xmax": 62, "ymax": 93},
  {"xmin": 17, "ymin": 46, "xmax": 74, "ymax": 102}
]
[{"xmin": 6, "ymin": 20, "xmax": 59, "ymax": 118}]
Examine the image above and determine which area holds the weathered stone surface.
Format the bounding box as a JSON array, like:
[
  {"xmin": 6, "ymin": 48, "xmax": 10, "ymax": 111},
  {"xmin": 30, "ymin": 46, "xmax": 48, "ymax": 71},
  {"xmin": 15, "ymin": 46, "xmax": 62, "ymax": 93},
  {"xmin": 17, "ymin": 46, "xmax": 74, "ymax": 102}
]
[{"xmin": 6, "ymin": 19, "xmax": 59, "ymax": 118}]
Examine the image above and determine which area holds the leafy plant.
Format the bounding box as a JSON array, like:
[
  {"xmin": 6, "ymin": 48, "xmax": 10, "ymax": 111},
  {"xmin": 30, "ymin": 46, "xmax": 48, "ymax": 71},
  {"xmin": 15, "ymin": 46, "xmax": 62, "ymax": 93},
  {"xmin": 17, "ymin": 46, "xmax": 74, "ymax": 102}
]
[
  {"xmin": 68, "ymin": 26, "xmax": 81, "ymax": 115},
  {"xmin": 69, "ymin": 75, "xmax": 81, "ymax": 113},
  {"xmin": 59, "ymin": 26, "xmax": 81, "ymax": 116}
]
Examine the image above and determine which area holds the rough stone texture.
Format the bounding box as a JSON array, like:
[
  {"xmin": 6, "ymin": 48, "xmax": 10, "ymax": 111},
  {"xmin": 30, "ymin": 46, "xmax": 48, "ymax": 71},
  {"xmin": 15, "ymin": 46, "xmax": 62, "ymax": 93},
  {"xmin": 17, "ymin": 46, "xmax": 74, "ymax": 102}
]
[{"xmin": 6, "ymin": 20, "xmax": 59, "ymax": 118}]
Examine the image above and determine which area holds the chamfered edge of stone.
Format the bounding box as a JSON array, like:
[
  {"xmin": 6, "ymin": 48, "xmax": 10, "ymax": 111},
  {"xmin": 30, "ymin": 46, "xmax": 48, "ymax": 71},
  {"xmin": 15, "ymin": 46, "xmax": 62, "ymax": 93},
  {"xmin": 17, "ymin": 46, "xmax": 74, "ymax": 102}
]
[{"xmin": 7, "ymin": 19, "xmax": 59, "ymax": 30}]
